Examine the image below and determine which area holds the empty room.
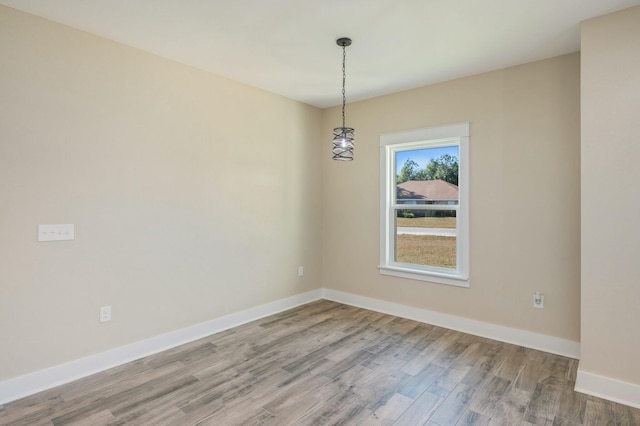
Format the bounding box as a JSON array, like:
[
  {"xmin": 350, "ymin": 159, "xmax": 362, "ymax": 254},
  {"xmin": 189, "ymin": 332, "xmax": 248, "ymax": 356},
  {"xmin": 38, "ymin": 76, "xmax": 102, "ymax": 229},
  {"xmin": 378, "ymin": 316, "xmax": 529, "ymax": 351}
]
[{"xmin": 1, "ymin": 1, "xmax": 639, "ymax": 425}]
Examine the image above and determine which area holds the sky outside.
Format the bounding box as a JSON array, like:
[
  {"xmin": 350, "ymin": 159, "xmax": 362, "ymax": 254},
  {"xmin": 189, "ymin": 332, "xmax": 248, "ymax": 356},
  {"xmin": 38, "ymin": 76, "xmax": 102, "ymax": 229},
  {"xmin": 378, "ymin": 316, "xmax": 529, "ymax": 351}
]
[{"xmin": 395, "ymin": 146, "xmax": 459, "ymax": 175}]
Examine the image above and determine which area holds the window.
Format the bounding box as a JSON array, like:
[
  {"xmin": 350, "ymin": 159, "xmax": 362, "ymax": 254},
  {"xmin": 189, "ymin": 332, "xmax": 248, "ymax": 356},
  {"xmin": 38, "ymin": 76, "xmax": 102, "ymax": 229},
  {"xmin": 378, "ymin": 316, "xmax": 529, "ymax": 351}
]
[{"xmin": 379, "ymin": 123, "xmax": 469, "ymax": 287}]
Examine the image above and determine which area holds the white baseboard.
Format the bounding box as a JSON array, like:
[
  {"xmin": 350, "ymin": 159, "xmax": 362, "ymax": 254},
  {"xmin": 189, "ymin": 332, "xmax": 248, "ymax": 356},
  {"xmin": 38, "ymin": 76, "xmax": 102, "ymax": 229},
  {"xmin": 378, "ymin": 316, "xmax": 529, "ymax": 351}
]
[
  {"xmin": 0, "ymin": 289, "xmax": 322, "ymax": 405},
  {"xmin": 575, "ymin": 368, "xmax": 640, "ymax": 409},
  {"xmin": 0, "ymin": 287, "xmax": 589, "ymax": 406},
  {"xmin": 321, "ymin": 288, "xmax": 581, "ymax": 359}
]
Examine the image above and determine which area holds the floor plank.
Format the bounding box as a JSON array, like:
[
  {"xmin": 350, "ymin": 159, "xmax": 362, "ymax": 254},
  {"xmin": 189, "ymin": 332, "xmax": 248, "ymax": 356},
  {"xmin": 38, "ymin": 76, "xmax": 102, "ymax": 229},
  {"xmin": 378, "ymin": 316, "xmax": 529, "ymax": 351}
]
[{"xmin": 1, "ymin": 300, "xmax": 638, "ymax": 426}]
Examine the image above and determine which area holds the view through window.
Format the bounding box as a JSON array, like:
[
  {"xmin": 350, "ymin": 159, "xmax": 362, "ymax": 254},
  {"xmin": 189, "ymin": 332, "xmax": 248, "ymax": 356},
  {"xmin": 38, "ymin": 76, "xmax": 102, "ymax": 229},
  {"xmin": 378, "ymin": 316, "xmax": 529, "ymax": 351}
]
[
  {"xmin": 395, "ymin": 146, "xmax": 459, "ymax": 269},
  {"xmin": 379, "ymin": 123, "xmax": 469, "ymax": 286}
]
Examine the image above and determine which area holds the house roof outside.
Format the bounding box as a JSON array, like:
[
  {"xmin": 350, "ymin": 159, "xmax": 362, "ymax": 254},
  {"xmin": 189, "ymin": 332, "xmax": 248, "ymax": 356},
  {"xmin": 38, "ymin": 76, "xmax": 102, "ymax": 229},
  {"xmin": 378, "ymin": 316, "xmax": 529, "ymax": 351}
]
[{"xmin": 397, "ymin": 179, "xmax": 459, "ymax": 202}]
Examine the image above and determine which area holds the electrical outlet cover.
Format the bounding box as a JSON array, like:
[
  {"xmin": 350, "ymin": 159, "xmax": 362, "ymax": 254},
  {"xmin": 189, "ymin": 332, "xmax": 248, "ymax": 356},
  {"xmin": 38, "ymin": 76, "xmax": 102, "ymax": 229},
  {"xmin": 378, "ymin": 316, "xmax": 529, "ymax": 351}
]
[{"xmin": 533, "ymin": 293, "xmax": 544, "ymax": 309}]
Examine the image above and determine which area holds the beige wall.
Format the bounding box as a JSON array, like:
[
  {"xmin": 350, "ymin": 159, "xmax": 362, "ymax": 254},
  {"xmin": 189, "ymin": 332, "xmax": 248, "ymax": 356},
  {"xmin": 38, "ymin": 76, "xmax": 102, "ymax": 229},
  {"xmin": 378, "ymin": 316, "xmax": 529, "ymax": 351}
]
[
  {"xmin": 581, "ymin": 6, "xmax": 640, "ymax": 384},
  {"xmin": 322, "ymin": 54, "xmax": 581, "ymax": 341},
  {"xmin": 0, "ymin": 6, "xmax": 323, "ymax": 381},
  {"xmin": 0, "ymin": 2, "xmax": 597, "ymax": 386}
]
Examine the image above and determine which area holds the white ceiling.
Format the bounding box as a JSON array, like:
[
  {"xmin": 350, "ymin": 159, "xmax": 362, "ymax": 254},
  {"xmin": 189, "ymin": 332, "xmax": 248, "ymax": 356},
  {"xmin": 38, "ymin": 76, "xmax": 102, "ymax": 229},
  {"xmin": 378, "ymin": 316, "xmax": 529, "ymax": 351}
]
[{"xmin": 2, "ymin": 0, "xmax": 639, "ymax": 108}]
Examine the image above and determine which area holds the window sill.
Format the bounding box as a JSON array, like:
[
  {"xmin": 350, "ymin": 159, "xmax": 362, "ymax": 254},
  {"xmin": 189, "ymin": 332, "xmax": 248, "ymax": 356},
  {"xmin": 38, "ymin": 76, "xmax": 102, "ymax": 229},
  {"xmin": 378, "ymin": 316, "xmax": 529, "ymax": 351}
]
[{"xmin": 378, "ymin": 265, "xmax": 469, "ymax": 288}]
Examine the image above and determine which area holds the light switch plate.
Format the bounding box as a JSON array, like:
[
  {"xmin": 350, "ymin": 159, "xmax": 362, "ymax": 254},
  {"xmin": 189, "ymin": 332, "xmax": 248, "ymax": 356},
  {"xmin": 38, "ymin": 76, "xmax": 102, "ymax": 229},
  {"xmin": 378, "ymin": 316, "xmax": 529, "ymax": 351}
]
[{"xmin": 38, "ymin": 224, "xmax": 74, "ymax": 242}]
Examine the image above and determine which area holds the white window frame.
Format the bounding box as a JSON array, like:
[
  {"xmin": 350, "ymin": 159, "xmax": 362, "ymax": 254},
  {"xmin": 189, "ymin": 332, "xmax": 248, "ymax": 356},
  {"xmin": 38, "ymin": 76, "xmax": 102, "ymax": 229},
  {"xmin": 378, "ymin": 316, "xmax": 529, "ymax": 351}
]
[{"xmin": 379, "ymin": 123, "xmax": 469, "ymax": 287}]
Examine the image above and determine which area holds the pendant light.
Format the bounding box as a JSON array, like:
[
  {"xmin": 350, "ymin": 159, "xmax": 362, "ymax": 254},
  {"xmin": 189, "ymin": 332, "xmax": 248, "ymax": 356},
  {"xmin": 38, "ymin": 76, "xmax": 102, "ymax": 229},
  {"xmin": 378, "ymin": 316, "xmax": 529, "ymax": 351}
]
[{"xmin": 332, "ymin": 37, "xmax": 355, "ymax": 161}]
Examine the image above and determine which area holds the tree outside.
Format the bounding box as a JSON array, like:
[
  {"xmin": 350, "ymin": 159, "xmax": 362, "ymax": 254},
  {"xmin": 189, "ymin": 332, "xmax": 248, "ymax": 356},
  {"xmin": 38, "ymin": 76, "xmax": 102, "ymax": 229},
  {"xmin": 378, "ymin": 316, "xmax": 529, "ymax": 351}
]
[{"xmin": 396, "ymin": 154, "xmax": 458, "ymax": 185}]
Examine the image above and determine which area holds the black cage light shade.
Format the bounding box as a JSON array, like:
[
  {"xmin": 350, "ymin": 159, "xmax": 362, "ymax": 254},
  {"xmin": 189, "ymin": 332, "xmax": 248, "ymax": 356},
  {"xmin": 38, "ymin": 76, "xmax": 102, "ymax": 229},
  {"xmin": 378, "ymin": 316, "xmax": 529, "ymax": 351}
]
[{"xmin": 332, "ymin": 37, "xmax": 354, "ymax": 161}]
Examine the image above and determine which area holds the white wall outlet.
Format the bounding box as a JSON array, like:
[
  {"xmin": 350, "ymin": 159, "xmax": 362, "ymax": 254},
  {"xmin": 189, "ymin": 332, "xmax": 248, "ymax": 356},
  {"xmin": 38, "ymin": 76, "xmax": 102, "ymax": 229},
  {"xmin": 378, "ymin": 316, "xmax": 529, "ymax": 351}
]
[
  {"xmin": 100, "ymin": 306, "xmax": 112, "ymax": 322},
  {"xmin": 533, "ymin": 292, "xmax": 544, "ymax": 309},
  {"xmin": 38, "ymin": 224, "xmax": 74, "ymax": 242},
  {"xmin": 298, "ymin": 266, "xmax": 304, "ymax": 277}
]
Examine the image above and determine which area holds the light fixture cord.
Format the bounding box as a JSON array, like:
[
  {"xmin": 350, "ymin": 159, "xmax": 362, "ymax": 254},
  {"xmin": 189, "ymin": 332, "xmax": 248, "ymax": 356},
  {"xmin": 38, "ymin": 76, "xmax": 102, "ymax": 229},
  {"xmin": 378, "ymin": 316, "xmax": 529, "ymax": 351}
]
[{"xmin": 341, "ymin": 43, "xmax": 346, "ymax": 129}]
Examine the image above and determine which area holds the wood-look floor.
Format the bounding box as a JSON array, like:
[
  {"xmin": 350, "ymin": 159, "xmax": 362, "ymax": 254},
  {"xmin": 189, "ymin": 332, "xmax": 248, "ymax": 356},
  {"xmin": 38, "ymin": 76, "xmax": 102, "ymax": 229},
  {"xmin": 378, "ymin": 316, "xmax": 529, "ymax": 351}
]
[{"xmin": 1, "ymin": 300, "xmax": 639, "ymax": 426}]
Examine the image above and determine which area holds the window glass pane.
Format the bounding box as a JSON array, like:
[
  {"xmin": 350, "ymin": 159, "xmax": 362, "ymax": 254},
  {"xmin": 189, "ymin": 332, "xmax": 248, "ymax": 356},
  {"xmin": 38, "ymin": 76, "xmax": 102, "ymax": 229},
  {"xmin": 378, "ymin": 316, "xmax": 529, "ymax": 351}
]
[
  {"xmin": 395, "ymin": 211, "xmax": 457, "ymax": 269},
  {"xmin": 394, "ymin": 146, "xmax": 459, "ymax": 269},
  {"xmin": 396, "ymin": 147, "xmax": 459, "ymax": 205},
  {"xmin": 381, "ymin": 123, "xmax": 468, "ymax": 284}
]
